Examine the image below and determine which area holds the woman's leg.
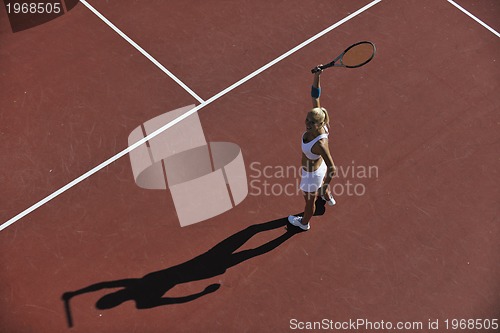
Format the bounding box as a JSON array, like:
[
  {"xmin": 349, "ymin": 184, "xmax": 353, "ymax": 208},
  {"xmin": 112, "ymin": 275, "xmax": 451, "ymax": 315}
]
[
  {"xmin": 292, "ymin": 164, "xmax": 324, "ymax": 229},
  {"xmin": 302, "ymin": 191, "xmax": 317, "ymax": 225},
  {"xmin": 320, "ymin": 173, "xmax": 336, "ymax": 205}
]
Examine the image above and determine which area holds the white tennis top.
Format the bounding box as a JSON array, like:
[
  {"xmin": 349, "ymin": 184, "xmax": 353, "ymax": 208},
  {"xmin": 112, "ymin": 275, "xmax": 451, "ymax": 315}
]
[{"xmin": 302, "ymin": 127, "xmax": 329, "ymax": 160}]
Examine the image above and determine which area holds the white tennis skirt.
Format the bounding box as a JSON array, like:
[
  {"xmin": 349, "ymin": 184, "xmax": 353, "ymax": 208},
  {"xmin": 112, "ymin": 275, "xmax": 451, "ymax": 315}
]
[{"xmin": 299, "ymin": 160, "xmax": 327, "ymax": 193}]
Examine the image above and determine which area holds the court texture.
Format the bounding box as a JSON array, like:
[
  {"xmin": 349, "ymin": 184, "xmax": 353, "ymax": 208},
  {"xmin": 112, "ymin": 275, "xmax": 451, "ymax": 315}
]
[{"xmin": 0, "ymin": 0, "xmax": 499, "ymax": 332}]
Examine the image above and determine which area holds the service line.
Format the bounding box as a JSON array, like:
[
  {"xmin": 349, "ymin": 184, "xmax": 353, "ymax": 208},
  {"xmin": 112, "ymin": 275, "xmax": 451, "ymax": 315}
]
[{"xmin": 0, "ymin": 0, "xmax": 383, "ymax": 232}]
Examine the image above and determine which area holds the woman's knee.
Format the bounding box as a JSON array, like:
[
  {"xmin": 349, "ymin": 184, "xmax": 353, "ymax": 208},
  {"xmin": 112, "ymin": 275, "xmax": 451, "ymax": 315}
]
[{"xmin": 304, "ymin": 194, "xmax": 316, "ymax": 207}]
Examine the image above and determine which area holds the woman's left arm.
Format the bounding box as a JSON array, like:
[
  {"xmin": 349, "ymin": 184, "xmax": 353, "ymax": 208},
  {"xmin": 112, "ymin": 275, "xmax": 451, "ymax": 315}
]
[{"xmin": 318, "ymin": 140, "xmax": 337, "ymax": 195}]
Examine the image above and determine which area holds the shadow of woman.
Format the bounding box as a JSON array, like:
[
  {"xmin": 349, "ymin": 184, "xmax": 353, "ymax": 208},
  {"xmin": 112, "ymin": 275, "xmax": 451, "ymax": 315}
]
[{"xmin": 62, "ymin": 217, "xmax": 302, "ymax": 327}]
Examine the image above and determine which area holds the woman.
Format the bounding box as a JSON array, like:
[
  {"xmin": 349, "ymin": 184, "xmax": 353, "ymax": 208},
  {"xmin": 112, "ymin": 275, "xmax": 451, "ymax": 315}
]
[{"xmin": 288, "ymin": 67, "xmax": 337, "ymax": 231}]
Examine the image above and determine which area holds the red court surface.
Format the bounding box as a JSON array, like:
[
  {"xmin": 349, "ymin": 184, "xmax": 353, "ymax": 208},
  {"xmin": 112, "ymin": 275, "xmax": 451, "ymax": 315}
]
[{"xmin": 1, "ymin": 0, "xmax": 499, "ymax": 332}]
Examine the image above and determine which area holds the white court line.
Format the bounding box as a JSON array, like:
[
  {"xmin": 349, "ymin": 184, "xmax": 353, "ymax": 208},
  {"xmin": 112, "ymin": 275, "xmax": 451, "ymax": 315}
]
[
  {"xmin": 0, "ymin": 0, "xmax": 382, "ymax": 232},
  {"xmin": 447, "ymin": 0, "xmax": 500, "ymax": 38},
  {"xmin": 78, "ymin": 0, "xmax": 205, "ymax": 103}
]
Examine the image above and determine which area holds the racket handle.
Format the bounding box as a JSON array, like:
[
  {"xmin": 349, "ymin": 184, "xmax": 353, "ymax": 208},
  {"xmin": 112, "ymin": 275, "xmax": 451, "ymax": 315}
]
[
  {"xmin": 311, "ymin": 63, "xmax": 330, "ymax": 73},
  {"xmin": 311, "ymin": 66, "xmax": 323, "ymax": 74}
]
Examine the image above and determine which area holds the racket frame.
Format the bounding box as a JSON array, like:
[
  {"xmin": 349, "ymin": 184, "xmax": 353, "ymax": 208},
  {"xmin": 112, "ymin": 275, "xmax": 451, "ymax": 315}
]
[{"xmin": 311, "ymin": 41, "xmax": 376, "ymax": 73}]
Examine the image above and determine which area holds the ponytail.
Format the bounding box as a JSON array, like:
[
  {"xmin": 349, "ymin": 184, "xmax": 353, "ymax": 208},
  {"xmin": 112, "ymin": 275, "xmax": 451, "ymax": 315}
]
[{"xmin": 321, "ymin": 107, "xmax": 330, "ymax": 130}]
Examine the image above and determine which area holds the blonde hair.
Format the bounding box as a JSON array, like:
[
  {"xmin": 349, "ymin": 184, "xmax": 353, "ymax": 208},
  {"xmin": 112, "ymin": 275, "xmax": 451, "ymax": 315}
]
[{"xmin": 310, "ymin": 107, "xmax": 330, "ymax": 130}]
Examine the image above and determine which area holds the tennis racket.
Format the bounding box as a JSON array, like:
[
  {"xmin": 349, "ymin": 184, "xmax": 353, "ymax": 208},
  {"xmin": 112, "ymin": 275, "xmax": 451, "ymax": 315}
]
[{"xmin": 311, "ymin": 41, "xmax": 376, "ymax": 73}]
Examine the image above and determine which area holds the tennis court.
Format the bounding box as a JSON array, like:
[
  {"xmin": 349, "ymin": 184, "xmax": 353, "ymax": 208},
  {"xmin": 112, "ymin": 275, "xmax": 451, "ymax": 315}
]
[{"xmin": 1, "ymin": 0, "xmax": 499, "ymax": 332}]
